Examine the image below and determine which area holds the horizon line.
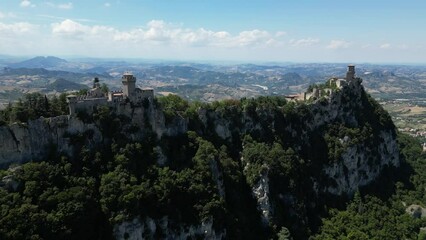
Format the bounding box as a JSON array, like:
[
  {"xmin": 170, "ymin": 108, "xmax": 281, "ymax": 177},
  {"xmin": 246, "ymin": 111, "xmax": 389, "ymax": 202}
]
[{"xmin": 2, "ymin": 54, "xmax": 426, "ymax": 66}]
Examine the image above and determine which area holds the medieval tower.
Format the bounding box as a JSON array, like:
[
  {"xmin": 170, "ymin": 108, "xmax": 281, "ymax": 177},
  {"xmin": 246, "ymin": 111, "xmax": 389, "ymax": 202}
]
[
  {"xmin": 122, "ymin": 73, "xmax": 136, "ymax": 101},
  {"xmin": 346, "ymin": 64, "xmax": 355, "ymax": 81}
]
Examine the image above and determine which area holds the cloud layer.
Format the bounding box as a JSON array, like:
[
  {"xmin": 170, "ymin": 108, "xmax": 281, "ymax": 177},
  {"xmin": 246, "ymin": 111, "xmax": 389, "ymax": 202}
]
[
  {"xmin": 0, "ymin": 18, "xmax": 420, "ymax": 62},
  {"xmin": 0, "ymin": 22, "xmax": 37, "ymax": 35},
  {"xmin": 50, "ymin": 19, "xmax": 281, "ymax": 48}
]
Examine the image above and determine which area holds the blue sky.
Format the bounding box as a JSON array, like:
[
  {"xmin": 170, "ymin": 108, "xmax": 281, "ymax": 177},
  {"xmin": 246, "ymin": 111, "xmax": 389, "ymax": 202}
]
[{"xmin": 0, "ymin": 0, "xmax": 425, "ymax": 63}]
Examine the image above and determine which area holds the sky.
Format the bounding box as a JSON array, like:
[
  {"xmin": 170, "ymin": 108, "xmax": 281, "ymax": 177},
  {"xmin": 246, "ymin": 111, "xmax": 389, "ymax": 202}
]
[{"xmin": 0, "ymin": 0, "xmax": 425, "ymax": 63}]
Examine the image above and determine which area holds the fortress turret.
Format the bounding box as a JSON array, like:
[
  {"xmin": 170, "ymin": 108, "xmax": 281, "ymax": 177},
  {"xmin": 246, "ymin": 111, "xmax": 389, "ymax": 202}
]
[
  {"xmin": 122, "ymin": 73, "xmax": 136, "ymax": 100},
  {"xmin": 346, "ymin": 65, "xmax": 355, "ymax": 81}
]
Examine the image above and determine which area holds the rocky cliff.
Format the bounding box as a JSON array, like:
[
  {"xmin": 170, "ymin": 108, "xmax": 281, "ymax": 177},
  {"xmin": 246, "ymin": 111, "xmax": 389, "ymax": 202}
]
[
  {"xmin": 0, "ymin": 102, "xmax": 186, "ymax": 168},
  {"xmin": 0, "ymin": 116, "xmax": 102, "ymax": 167},
  {"xmin": 0, "ymin": 78, "xmax": 400, "ymax": 239}
]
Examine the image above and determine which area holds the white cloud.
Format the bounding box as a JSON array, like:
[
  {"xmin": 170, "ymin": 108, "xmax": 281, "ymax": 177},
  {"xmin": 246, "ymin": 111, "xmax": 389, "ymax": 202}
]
[
  {"xmin": 326, "ymin": 40, "xmax": 351, "ymax": 49},
  {"xmin": 0, "ymin": 22, "xmax": 37, "ymax": 34},
  {"xmin": 180, "ymin": 28, "xmax": 231, "ymax": 46},
  {"xmin": 58, "ymin": 3, "xmax": 73, "ymax": 9},
  {"xmin": 289, "ymin": 38, "xmax": 320, "ymax": 47},
  {"xmin": 51, "ymin": 19, "xmax": 115, "ymax": 38},
  {"xmin": 20, "ymin": 0, "xmax": 35, "ymax": 7},
  {"xmin": 0, "ymin": 19, "xmax": 294, "ymax": 59},
  {"xmin": 380, "ymin": 43, "xmax": 391, "ymax": 49},
  {"xmin": 44, "ymin": 2, "xmax": 73, "ymax": 10},
  {"xmin": 144, "ymin": 20, "xmax": 180, "ymax": 42},
  {"xmin": 275, "ymin": 31, "xmax": 287, "ymax": 37},
  {"xmin": 235, "ymin": 30, "xmax": 270, "ymax": 46},
  {"xmin": 110, "ymin": 20, "xmax": 281, "ymax": 48},
  {"xmin": 104, "ymin": 2, "xmax": 111, "ymax": 7},
  {"xmin": 52, "ymin": 19, "xmax": 88, "ymax": 36},
  {"xmin": 0, "ymin": 21, "xmax": 43, "ymax": 55}
]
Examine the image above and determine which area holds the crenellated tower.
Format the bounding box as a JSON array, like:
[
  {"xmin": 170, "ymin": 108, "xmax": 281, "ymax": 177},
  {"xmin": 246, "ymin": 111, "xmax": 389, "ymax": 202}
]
[
  {"xmin": 346, "ymin": 64, "xmax": 355, "ymax": 81},
  {"xmin": 122, "ymin": 73, "xmax": 136, "ymax": 100}
]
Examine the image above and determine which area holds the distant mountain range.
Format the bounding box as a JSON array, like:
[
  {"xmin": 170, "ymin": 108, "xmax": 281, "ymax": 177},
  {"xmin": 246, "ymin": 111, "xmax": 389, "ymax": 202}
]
[
  {"xmin": 0, "ymin": 55, "xmax": 425, "ymax": 102},
  {"xmin": 7, "ymin": 56, "xmax": 68, "ymax": 69},
  {"xmin": 1, "ymin": 67, "xmax": 110, "ymax": 82}
]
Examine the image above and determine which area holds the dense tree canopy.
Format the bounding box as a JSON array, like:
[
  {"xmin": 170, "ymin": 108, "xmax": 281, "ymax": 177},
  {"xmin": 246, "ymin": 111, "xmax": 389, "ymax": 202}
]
[{"xmin": 0, "ymin": 93, "xmax": 68, "ymax": 125}]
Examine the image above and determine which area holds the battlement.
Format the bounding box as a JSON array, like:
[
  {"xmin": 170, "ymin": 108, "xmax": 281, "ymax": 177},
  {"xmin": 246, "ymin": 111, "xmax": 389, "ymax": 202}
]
[
  {"xmin": 67, "ymin": 73, "xmax": 154, "ymax": 116},
  {"xmin": 122, "ymin": 73, "xmax": 136, "ymax": 82}
]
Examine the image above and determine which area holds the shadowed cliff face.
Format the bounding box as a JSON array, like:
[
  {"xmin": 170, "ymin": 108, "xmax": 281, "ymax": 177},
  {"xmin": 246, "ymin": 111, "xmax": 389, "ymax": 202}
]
[
  {"xmin": 0, "ymin": 116, "xmax": 102, "ymax": 167},
  {"xmin": 0, "ymin": 78, "xmax": 399, "ymax": 239},
  {"xmin": 0, "ymin": 101, "xmax": 185, "ymax": 168}
]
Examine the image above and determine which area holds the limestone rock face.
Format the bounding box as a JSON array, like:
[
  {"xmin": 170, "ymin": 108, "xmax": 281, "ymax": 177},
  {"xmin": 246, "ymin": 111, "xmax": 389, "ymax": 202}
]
[
  {"xmin": 252, "ymin": 172, "xmax": 272, "ymax": 225},
  {"xmin": 113, "ymin": 217, "xmax": 225, "ymax": 240},
  {"xmin": 406, "ymin": 204, "xmax": 426, "ymax": 218},
  {"xmin": 322, "ymin": 130, "xmax": 399, "ymax": 195},
  {"xmin": 0, "ymin": 101, "xmax": 188, "ymax": 167},
  {"xmin": 148, "ymin": 104, "xmax": 187, "ymax": 139},
  {"xmin": 312, "ymin": 82, "xmax": 399, "ymax": 196},
  {"xmin": 0, "ymin": 116, "xmax": 102, "ymax": 167},
  {"xmin": 0, "ymin": 166, "xmax": 21, "ymax": 191}
]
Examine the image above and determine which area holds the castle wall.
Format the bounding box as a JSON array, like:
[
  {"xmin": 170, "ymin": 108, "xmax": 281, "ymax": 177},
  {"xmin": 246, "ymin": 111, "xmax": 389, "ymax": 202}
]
[
  {"xmin": 74, "ymin": 98, "xmax": 109, "ymax": 115},
  {"xmin": 141, "ymin": 89, "xmax": 154, "ymax": 99},
  {"xmin": 68, "ymin": 74, "xmax": 154, "ymax": 116}
]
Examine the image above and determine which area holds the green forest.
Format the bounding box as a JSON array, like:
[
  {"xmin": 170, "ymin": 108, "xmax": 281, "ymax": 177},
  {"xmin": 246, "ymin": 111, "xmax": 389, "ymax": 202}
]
[{"xmin": 0, "ymin": 90, "xmax": 425, "ymax": 239}]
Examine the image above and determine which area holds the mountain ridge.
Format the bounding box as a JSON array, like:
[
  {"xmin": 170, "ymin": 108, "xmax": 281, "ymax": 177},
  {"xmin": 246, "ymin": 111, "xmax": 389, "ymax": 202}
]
[
  {"xmin": 7, "ymin": 56, "xmax": 68, "ymax": 69},
  {"xmin": 0, "ymin": 76, "xmax": 401, "ymax": 239}
]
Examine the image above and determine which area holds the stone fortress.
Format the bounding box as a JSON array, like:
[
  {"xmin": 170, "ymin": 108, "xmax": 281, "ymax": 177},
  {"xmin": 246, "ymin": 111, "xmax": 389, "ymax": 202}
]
[
  {"xmin": 67, "ymin": 73, "xmax": 154, "ymax": 116},
  {"xmin": 285, "ymin": 65, "xmax": 360, "ymax": 101},
  {"xmin": 303, "ymin": 65, "xmax": 360, "ymax": 100},
  {"xmin": 68, "ymin": 65, "xmax": 358, "ymax": 115}
]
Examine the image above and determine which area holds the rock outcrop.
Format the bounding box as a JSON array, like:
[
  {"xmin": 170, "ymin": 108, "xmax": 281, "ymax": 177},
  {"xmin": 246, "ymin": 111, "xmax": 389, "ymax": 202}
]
[
  {"xmin": 0, "ymin": 116, "xmax": 102, "ymax": 167},
  {"xmin": 113, "ymin": 217, "xmax": 225, "ymax": 240},
  {"xmin": 322, "ymin": 130, "xmax": 399, "ymax": 195},
  {"xmin": 0, "ymin": 102, "xmax": 186, "ymax": 168},
  {"xmin": 251, "ymin": 171, "xmax": 272, "ymax": 225},
  {"xmin": 406, "ymin": 204, "xmax": 426, "ymax": 219}
]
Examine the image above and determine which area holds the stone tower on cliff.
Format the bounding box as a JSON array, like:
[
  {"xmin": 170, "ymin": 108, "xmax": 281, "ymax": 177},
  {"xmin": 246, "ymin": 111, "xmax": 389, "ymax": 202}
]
[
  {"xmin": 346, "ymin": 64, "xmax": 355, "ymax": 81},
  {"xmin": 122, "ymin": 73, "xmax": 137, "ymax": 101}
]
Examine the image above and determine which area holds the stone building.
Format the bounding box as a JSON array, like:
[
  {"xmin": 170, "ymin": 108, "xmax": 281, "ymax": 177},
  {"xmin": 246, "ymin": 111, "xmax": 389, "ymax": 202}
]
[
  {"xmin": 330, "ymin": 64, "xmax": 357, "ymax": 86},
  {"xmin": 108, "ymin": 73, "xmax": 154, "ymax": 102},
  {"xmin": 304, "ymin": 65, "xmax": 358, "ymax": 101},
  {"xmin": 67, "ymin": 73, "xmax": 154, "ymax": 116},
  {"xmin": 346, "ymin": 64, "xmax": 355, "ymax": 81}
]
